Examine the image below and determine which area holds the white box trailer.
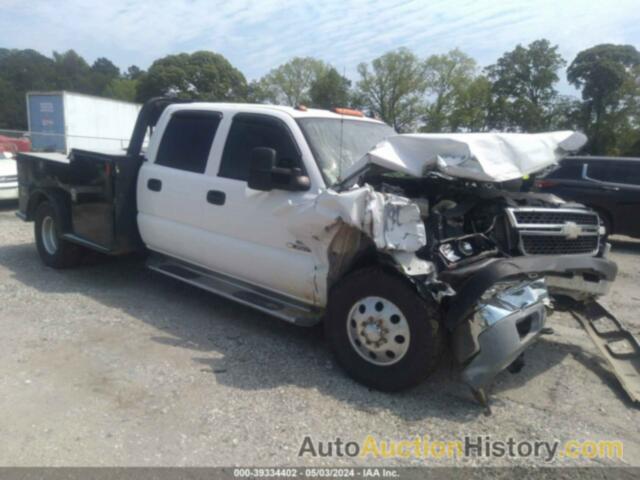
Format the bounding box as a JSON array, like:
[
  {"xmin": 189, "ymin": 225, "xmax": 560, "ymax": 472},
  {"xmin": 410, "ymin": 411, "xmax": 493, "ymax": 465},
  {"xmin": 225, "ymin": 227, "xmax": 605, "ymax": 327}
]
[{"xmin": 26, "ymin": 91, "xmax": 141, "ymax": 154}]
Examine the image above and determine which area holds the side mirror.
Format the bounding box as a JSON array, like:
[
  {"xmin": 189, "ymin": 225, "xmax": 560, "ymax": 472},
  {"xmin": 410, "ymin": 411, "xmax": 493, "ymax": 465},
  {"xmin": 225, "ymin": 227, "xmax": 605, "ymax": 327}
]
[
  {"xmin": 248, "ymin": 147, "xmax": 310, "ymax": 192},
  {"xmin": 248, "ymin": 147, "xmax": 276, "ymax": 191}
]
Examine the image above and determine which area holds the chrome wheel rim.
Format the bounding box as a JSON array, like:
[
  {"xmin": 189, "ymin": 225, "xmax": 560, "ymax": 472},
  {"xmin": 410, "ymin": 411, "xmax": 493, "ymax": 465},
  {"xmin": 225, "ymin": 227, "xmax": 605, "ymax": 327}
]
[
  {"xmin": 347, "ymin": 296, "xmax": 410, "ymax": 366},
  {"xmin": 41, "ymin": 216, "xmax": 58, "ymax": 255}
]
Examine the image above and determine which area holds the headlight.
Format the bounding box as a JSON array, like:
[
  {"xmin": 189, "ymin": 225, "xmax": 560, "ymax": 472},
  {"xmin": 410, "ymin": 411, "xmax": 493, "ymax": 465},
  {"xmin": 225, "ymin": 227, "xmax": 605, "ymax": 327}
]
[
  {"xmin": 438, "ymin": 234, "xmax": 496, "ymax": 264},
  {"xmin": 458, "ymin": 240, "xmax": 474, "ymax": 256}
]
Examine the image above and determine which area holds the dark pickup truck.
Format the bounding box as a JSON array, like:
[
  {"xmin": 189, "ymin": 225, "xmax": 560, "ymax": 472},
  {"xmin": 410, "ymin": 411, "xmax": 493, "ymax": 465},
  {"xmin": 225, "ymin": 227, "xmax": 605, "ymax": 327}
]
[{"xmin": 535, "ymin": 156, "xmax": 640, "ymax": 238}]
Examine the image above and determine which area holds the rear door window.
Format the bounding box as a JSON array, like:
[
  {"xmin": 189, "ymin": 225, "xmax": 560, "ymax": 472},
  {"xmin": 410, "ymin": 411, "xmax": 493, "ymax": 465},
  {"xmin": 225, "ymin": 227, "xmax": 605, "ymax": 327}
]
[
  {"xmin": 547, "ymin": 163, "xmax": 582, "ymax": 179},
  {"xmin": 585, "ymin": 162, "xmax": 608, "ymax": 181},
  {"xmin": 604, "ymin": 162, "xmax": 640, "ymax": 186},
  {"xmin": 218, "ymin": 114, "xmax": 301, "ymax": 181},
  {"xmin": 155, "ymin": 111, "xmax": 222, "ymax": 173}
]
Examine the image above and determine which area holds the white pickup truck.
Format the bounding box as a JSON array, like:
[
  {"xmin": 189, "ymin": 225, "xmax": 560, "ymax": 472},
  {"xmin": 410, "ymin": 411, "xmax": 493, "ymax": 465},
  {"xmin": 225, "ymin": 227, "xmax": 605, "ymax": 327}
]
[{"xmin": 17, "ymin": 98, "xmax": 632, "ymax": 407}]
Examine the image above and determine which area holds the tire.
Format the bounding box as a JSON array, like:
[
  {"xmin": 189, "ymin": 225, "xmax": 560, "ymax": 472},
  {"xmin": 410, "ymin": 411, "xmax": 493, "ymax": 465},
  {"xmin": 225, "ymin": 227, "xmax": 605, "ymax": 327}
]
[
  {"xmin": 34, "ymin": 201, "xmax": 82, "ymax": 269},
  {"xmin": 325, "ymin": 267, "xmax": 444, "ymax": 392}
]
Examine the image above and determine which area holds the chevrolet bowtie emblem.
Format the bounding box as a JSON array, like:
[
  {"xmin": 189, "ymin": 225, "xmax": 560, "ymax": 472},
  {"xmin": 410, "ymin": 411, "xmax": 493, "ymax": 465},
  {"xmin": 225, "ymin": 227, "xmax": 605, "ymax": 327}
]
[{"xmin": 561, "ymin": 221, "xmax": 582, "ymax": 240}]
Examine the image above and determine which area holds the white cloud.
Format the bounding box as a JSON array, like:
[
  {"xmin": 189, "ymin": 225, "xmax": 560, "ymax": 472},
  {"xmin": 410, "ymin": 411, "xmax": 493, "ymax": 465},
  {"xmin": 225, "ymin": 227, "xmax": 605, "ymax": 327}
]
[{"xmin": 1, "ymin": 0, "xmax": 638, "ymax": 93}]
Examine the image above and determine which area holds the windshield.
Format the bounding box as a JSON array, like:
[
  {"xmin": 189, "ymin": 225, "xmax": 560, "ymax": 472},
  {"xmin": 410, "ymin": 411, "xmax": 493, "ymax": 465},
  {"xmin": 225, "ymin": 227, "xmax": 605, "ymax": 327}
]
[{"xmin": 297, "ymin": 118, "xmax": 396, "ymax": 186}]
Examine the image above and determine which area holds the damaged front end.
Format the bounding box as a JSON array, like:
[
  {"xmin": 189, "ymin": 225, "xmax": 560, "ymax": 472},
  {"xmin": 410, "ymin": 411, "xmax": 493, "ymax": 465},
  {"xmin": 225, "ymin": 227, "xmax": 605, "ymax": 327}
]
[
  {"xmin": 303, "ymin": 177, "xmax": 618, "ymax": 398},
  {"xmin": 330, "ymin": 148, "xmax": 618, "ymax": 397},
  {"xmin": 292, "ymin": 130, "xmax": 623, "ymax": 404}
]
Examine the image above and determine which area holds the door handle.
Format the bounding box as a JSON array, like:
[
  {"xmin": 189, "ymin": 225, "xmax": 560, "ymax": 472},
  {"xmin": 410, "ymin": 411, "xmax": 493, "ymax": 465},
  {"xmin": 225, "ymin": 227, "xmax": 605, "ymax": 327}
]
[
  {"xmin": 147, "ymin": 178, "xmax": 162, "ymax": 192},
  {"xmin": 207, "ymin": 190, "xmax": 226, "ymax": 205},
  {"xmin": 603, "ymin": 185, "xmax": 620, "ymax": 191}
]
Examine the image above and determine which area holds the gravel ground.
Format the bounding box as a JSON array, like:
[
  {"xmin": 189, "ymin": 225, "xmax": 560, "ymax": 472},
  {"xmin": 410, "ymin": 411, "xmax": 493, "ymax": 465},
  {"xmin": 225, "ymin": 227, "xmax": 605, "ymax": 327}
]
[{"xmin": 0, "ymin": 201, "xmax": 639, "ymax": 467}]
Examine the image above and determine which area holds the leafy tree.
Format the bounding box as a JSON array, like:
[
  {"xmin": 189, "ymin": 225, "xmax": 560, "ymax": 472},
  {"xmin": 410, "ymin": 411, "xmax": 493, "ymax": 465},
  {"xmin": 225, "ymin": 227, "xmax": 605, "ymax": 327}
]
[
  {"xmin": 422, "ymin": 49, "xmax": 477, "ymax": 132},
  {"xmin": 545, "ymin": 95, "xmax": 586, "ymax": 131},
  {"xmin": 125, "ymin": 65, "xmax": 144, "ymax": 80},
  {"xmin": 1, "ymin": 43, "xmax": 639, "ymax": 156},
  {"xmin": 0, "ymin": 77, "xmax": 20, "ymax": 129},
  {"xmin": 486, "ymin": 39, "xmax": 565, "ymax": 132},
  {"xmin": 92, "ymin": 57, "xmax": 120, "ymax": 78},
  {"xmin": 617, "ymin": 65, "xmax": 640, "ymax": 155},
  {"xmin": 257, "ymin": 57, "xmax": 327, "ymax": 106},
  {"xmin": 356, "ymin": 48, "xmax": 427, "ymax": 131},
  {"xmin": 309, "ymin": 67, "xmax": 351, "ymax": 109},
  {"xmin": 52, "ymin": 50, "xmax": 93, "ymax": 93},
  {"xmin": 91, "ymin": 57, "xmax": 120, "ymax": 95},
  {"xmin": 103, "ymin": 78, "xmax": 138, "ymax": 102},
  {"xmin": 0, "ymin": 48, "xmax": 57, "ymax": 90},
  {"xmin": 568, "ymin": 44, "xmax": 640, "ymax": 153},
  {"xmin": 0, "ymin": 49, "xmax": 57, "ymax": 129},
  {"xmin": 245, "ymin": 79, "xmax": 270, "ymax": 103},
  {"xmin": 347, "ymin": 89, "xmax": 369, "ymax": 111},
  {"xmin": 449, "ymin": 75, "xmax": 493, "ymax": 132},
  {"xmin": 136, "ymin": 51, "xmax": 247, "ymax": 102}
]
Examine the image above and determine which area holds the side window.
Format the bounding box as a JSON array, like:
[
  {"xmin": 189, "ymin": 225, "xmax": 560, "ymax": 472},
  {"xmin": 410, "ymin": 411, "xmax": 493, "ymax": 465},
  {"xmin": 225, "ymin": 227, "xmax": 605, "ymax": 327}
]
[
  {"xmin": 155, "ymin": 111, "xmax": 221, "ymax": 173},
  {"xmin": 218, "ymin": 114, "xmax": 301, "ymax": 181},
  {"xmin": 547, "ymin": 163, "xmax": 581, "ymax": 179},
  {"xmin": 585, "ymin": 162, "xmax": 607, "ymax": 181},
  {"xmin": 605, "ymin": 163, "xmax": 640, "ymax": 185}
]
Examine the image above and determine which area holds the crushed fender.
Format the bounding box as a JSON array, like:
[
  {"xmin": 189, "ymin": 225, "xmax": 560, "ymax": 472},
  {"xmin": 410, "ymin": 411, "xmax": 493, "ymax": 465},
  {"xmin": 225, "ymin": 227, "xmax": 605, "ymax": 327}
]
[{"xmin": 281, "ymin": 185, "xmax": 428, "ymax": 305}]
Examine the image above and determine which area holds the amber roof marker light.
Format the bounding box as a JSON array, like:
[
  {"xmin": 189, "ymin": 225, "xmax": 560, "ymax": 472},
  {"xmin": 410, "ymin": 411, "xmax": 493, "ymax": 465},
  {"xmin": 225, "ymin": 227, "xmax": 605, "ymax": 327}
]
[{"xmin": 332, "ymin": 107, "xmax": 364, "ymax": 117}]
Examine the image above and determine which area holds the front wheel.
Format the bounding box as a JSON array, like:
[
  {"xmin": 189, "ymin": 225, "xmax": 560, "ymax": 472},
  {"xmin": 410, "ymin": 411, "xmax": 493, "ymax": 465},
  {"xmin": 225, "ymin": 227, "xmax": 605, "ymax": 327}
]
[
  {"xmin": 34, "ymin": 201, "xmax": 82, "ymax": 269},
  {"xmin": 325, "ymin": 268, "xmax": 444, "ymax": 391}
]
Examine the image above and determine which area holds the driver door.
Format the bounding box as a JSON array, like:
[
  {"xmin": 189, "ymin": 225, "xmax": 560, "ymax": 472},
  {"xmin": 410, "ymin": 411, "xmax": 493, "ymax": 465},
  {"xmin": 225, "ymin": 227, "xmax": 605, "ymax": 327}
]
[{"xmin": 197, "ymin": 113, "xmax": 321, "ymax": 304}]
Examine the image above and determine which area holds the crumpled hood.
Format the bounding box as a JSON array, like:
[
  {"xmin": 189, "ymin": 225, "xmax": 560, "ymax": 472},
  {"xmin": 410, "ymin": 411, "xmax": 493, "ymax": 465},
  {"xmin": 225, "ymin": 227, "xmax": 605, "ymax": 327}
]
[{"xmin": 343, "ymin": 131, "xmax": 587, "ymax": 183}]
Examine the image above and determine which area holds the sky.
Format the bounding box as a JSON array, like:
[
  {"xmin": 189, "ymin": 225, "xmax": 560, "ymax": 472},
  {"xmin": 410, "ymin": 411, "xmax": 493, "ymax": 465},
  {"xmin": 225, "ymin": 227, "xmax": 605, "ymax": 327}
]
[{"xmin": 1, "ymin": 0, "xmax": 639, "ymax": 94}]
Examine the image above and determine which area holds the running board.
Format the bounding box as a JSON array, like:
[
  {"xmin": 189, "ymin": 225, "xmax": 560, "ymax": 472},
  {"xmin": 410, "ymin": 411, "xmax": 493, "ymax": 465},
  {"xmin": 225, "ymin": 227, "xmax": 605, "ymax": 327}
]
[
  {"xmin": 146, "ymin": 254, "xmax": 322, "ymax": 327},
  {"xmin": 571, "ymin": 301, "xmax": 640, "ymax": 404}
]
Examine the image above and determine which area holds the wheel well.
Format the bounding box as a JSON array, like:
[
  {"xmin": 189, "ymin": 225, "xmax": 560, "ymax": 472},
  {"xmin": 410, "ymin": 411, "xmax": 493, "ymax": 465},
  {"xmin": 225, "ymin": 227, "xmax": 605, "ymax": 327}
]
[
  {"xmin": 332, "ymin": 251, "xmax": 415, "ymax": 292},
  {"xmin": 26, "ymin": 192, "xmax": 47, "ymax": 221},
  {"xmin": 27, "ymin": 189, "xmax": 73, "ymax": 231}
]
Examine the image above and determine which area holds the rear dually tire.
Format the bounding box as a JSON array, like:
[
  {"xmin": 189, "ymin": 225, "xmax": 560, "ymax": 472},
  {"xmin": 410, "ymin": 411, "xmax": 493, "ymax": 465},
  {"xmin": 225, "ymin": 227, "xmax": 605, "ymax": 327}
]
[{"xmin": 34, "ymin": 201, "xmax": 82, "ymax": 269}]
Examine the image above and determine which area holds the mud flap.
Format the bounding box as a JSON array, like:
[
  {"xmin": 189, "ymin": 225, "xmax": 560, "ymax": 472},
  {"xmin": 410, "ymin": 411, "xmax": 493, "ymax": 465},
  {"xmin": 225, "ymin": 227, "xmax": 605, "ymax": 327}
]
[{"xmin": 571, "ymin": 301, "xmax": 640, "ymax": 404}]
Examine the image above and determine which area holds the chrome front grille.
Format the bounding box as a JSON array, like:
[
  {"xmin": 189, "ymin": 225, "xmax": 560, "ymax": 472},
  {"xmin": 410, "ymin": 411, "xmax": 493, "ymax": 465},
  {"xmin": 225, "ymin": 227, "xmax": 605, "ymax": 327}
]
[
  {"xmin": 512, "ymin": 210, "xmax": 599, "ymax": 226},
  {"xmin": 507, "ymin": 207, "xmax": 600, "ymax": 256}
]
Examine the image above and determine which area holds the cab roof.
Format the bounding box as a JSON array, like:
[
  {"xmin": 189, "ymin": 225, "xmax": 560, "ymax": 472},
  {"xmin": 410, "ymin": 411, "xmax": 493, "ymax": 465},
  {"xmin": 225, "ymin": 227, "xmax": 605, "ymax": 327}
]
[{"xmin": 171, "ymin": 102, "xmax": 387, "ymax": 124}]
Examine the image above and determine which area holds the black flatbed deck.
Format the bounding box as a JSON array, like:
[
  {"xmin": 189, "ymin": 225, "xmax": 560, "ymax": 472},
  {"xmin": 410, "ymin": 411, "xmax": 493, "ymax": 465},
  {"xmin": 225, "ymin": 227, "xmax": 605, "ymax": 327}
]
[{"xmin": 16, "ymin": 149, "xmax": 143, "ymax": 254}]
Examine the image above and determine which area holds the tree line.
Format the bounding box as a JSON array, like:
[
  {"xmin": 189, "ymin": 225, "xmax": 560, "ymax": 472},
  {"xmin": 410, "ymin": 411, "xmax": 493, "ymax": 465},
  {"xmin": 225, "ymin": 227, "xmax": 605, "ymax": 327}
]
[{"xmin": 1, "ymin": 40, "xmax": 639, "ymax": 155}]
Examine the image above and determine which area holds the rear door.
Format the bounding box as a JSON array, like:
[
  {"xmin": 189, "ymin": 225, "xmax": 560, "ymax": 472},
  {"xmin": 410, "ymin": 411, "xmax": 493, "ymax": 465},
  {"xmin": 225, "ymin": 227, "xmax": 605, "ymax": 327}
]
[
  {"xmin": 541, "ymin": 161, "xmax": 610, "ymax": 207},
  {"xmin": 137, "ymin": 109, "xmax": 223, "ymax": 264},
  {"xmin": 599, "ymin": 161, "xmax": 640, "ymax": 236},
  {"xmin": 577, "ymin": 161, "xmax": 619, "ymax": 210}
]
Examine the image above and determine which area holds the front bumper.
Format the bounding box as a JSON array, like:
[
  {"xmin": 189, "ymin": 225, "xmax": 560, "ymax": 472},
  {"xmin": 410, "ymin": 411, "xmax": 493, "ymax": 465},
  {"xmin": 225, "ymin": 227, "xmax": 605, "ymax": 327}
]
[
  {"xmin": 455, "ymin": 279, "xmax": 548, "ymax": 389},
  {"xmin": 443, "ymin": 254, "xmax": 617, "ymax": 330},
  {"xmin": 443, "ymin": 254, "xmax": 617, "ymax": 390},
  {"xmin": 546, "ymin": 274, "xmax": 612, "ymax": 300}
]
